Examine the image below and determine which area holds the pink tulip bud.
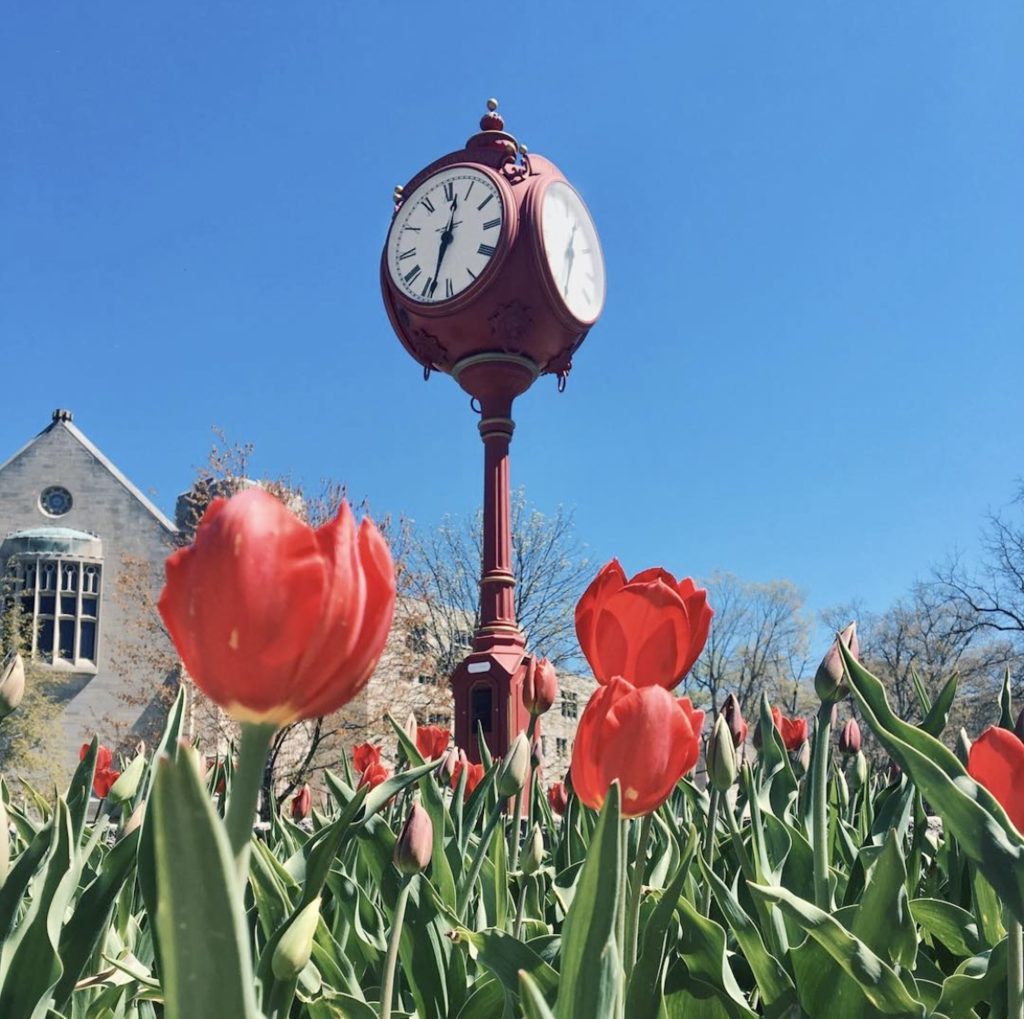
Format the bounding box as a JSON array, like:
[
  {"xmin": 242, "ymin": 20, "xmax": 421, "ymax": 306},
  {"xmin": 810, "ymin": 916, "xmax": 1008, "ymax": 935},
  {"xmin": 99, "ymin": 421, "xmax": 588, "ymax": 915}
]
[
  {"xmin": 394, "ymin": 802, "xmax": 433, "ymax": 875},
  {"xmin": 815, "ymin": 622, "xmax": 859, "ymax": 703},
  {"xmin": 522, "ymin": 657, "xmax": 558, "ymax": 716},
  {"xmin": 290, "ymin": 784, "xmax": 312, "ymax": 821},
  {"xmin": 531, "ymin": 735, "xmax": 544, "ymax": 770},
  {"xmin": 0, "ymin": 652, "xmax": 25, "ymax": 719},
  {"xmin": 838, "ymin": 718, "xmax": 862, "ymax": 756},
  {"xmin": 721, "ymin": 693, "xmax": 748, "ymax": 748}
]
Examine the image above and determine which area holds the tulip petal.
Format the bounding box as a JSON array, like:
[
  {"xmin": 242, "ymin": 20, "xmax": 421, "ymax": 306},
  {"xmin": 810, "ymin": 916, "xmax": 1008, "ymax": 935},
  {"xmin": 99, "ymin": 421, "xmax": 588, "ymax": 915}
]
[
  {"xmin": 575, "ymin": 560, "xmax": 626, "ymax": 680},
  {"xmin": 968, "ymin": 727, "xmax": 1024, "ymax": 834}
]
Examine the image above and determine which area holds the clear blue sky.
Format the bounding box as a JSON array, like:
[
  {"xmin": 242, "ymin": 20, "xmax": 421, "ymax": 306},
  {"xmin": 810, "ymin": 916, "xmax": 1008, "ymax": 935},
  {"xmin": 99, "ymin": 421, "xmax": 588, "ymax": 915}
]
[{"xmin": 2, "ymin": 3, "xmax": 1021, "ymax": 637}]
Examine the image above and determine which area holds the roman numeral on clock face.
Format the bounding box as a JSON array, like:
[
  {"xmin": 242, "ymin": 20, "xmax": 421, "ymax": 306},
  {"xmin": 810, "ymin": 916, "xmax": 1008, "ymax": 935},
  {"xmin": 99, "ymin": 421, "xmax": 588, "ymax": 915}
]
[
  {"xmin": 477, "ymin": 243, "xmax": 496, "ymax": 257},
  {"xmin": 445, "ymin": 278, "xmax": 454, "ymax": 298},
  {"xmin": 398, "ymin": 248, "xmax": 416, "ymax": 260},
  {"xmin": 483, "ymin": 218, "xmax": 500, "ymax": 230},
  {"xmin": 420, "ymin": 196, "xmax": 435, "ymax": 213},
  {"xmin": 404, "ymin": 265, "xmax": 422, "ymax": 284},
  {"xmin": 443, "ymin": 182, "xmax": 455, "ymax": 202}
]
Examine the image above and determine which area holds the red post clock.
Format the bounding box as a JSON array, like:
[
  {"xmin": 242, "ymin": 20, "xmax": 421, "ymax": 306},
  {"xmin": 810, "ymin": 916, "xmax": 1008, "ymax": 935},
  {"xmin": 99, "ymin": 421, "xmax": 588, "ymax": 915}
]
[{"xmin": 381, "ymin": 100, "xmax": 606, "ymax": 761}]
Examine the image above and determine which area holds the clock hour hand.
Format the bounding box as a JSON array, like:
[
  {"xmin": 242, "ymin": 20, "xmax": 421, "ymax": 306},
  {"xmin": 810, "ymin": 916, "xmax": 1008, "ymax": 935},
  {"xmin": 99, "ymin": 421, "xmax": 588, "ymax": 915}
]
[
  {"xmin": 429, "ymin": 195, "xmax": 459, "ymax": 297},
  {"xmin": 562, "ymin": 224, "xmax": 577, "ymax": 296}
]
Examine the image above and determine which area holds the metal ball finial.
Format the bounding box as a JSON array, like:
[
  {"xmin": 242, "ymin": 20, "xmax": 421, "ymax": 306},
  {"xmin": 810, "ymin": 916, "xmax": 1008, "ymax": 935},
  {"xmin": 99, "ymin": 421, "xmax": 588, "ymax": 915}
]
[{"xmin": 486, "ymin": 97, "xmax": 499, "ymax": 111}]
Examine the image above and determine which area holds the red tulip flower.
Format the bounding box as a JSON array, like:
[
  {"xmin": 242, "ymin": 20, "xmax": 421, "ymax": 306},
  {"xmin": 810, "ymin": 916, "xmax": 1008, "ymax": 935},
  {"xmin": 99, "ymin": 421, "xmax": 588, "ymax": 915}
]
[
  {"xmin": 290, "ymin": 783, "xmax": 312, "ymax": 821},
  {"xmin": 81, "ymin": 743, "xmax": 120, "ymax": 799},
  {"xmin": 352, "ymin": 742, "xmax": 382, "ymax": 774},
  {"xmin": 451, "ymin": 758, "xmax": 485, "ymax": 800},
  {"xmin": 415, "ymin": 725, "xmax": 450, "ymax": 761},
  {"xmin": 548, "ymin": 781, "xmax": 569, "ymax": 816},
  {"xmin": 575, "ymin": 560, "xmax": 712, "ymax": 689},
  {"xmin": 968, "ymin": 726, "xmax": 1024, "ymax": 833},
  {"xmin": 570, "ymin": 677, "xmax": 701, "ymax": 818},
  {"xmin": 158, "ymin": 489, "xmax": 395, "ymax": 727},
  {"xmin": 358, "ymin": 762, "xmax": 391, "ymax": 791},
  {"xmin": 523, "ymin": 657, "xmax": 558, "ymax": 716},
  {"xmin": 771, "ymin": 707, "xmax": 809, "ymax": 751}
]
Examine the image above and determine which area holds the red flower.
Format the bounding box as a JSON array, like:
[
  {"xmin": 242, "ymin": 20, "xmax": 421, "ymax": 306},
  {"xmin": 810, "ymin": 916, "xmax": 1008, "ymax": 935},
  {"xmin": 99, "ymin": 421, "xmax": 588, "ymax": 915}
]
[
  {"xmin": 290, "ymin": 783, "xmax": 312, "ymax": 820},
  {"xmin": 80, "ymin": 742, "xmax": 120, "ymax": 799},
  {"xmin": 968, "ymin": 726, "xmax": 1024, "ymax": 833},
  {"xmin": 451, "ymin": 758, "xmax": 485, "ymax": 800},
  {"xmin": 352, "ymin": 742, "xmax": 382, "ymax": 774},
  {"xmin": 575, "ymin": 560, "xmax": 712, "ymax": 689},
  {"xmin": 416, "ymin": 725, "xmax": 450, "ymax": 761},
  {"xmin": 570, "ymin": 677, "xmax": 701, "ymax": 818},
  {"xmin": 678, "ymin": 697, "xmax": 706, "ymax": 770},
  {"xmin": 523, "ymin": 657, "xmax": 558, "ymax": 716},
  {"xmin": 358, "ymin": 762, "xmax": 391, "ymax": 790},
  {"xmin": 771, "ymin": 707, "xmax": 809, "ymax": 751},
  {"xmin": 158, "ymin": 489, "xmax": 395, "ymax": 727},
  {"xmin": 548, "ymin": 781, "xmax": 569, "ymax": 816}
]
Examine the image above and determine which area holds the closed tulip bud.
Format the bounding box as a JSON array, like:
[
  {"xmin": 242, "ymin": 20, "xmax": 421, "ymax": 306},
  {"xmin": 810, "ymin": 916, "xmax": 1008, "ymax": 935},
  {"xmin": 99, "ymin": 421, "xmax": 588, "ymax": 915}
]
[
  {"xmin": 404, "ymin": 712, "xmax": 418, "ymax": 744},
  {"xmin": 521, "ymin": 824, "xmax": 545, "ymax": 876},
  {"xmin": 121, "ymin": 798, "xmax": 145, "ymax": 837},
  {"xmin": 394, "ymin": 802, "xmax": 433, "ymax": 875},
  {"xmin": 707, "ymin": 715, "xmax": 738, "ymax": 792},
  {"xmin": 955, "ymin": 728, "xmax": 972, "ymax": 766},
  {"xmin": 272, "ymin": 897, "xmax": 322, "ymax": 980},
  {"xmin": 835, "ymin": 765, "xmax": 850, "ymax": 808},
  {"xmin": 793, "ymin": 739, "xmax": 811, "ymax": 777},
  {"xmin": 815, "ymin": 622, "xmax": 858, "ymax": 704},
  {"xmin": 439, "ymin": 746, "xmax": 459, "ymax": 780},
  {"xmin": 0, "ymin": 652, "xmax": 25, "ymax": 720},
  {"xmin": 290, "ymin": 783, "xmax": 312, "ymax": 821},
  {"xmin": 108, "ymin": 754, "xmax": 146, "ymax": 805},
  {"xmin": 497, "ymin": 733, "xmax": 531, "ymax": 798},
  {"xmin": 721, "ymin": 693, "xmax": 748, "ymax": 748},
  {"xmin": 531, "ymin": 735, "xmax": 544, "ymax": 770},
  {"xmin": 838, "ymin": 718, "xmax": 862, "ymax": 756},
  {"xmin": 548, "ymin": 781, "xmax": 569, "ymax": 816},
  {"xmin": 852, "ymin": 750, "xmax": 869, "ymax": 790},
  {"xmin": 522, "ymin": 657, "xmax": 558, "ymax": 716}
]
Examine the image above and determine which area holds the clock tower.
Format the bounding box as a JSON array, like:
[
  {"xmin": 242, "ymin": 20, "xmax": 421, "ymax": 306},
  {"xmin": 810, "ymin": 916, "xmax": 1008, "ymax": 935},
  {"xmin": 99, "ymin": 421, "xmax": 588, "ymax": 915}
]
[{"xmin": 381, "ymin": 100, "xmax": 605, "ymax": 761}]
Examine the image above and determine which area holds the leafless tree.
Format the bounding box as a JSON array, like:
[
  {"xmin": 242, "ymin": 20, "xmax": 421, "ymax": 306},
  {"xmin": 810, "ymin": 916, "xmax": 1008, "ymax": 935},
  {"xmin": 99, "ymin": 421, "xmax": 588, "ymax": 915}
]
[
  {"xmin": 402, "ymin": 487, "xmax": 591, "ymax": 675},
  {"xmin": 683, "ymin": 572, "xmax": 811, "ymax": 718},
  {"xmin": 935, "ymin": 486, "xmax": 1024, "ymax": 642}
]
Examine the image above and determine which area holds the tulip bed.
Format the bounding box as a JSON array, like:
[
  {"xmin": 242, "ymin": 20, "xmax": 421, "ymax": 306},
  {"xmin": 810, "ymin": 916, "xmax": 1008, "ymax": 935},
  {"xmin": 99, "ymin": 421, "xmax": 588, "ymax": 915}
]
[
  {"xmin": 2, "ymin": 653, "xmax": 1024, "ymax": 1018},
  {"xmin": 5, "ymin": 492, "xmax": 1024, "ymax": 1018}
]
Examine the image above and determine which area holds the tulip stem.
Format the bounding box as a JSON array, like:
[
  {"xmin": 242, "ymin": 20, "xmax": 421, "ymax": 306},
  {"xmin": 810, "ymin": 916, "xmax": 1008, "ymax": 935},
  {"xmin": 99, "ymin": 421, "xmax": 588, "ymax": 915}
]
[
  {"xmin": 513, "ymin": 875, "xmax": 530, "ymax": 941},
  {"xmin": 811, "ymin": 702, "xmax": 833, "ymax": 911},
  {"xmin": 226, "ymin": 721, "xmax": 276, "ymax": 890},
  {"xmin": 510, "ymin": 716, "xmax": 539, "ymax": 872},
  {"xmin": 700, "ymin": 789, "xmax": 721, "ymax": 916},
  {"xmin": 457, "ymin": 802, "xmax": 503, "ymax": 921},
  {"xmin": 624, "ymin": 812, "xmax": 653, "ymax": 973},
  {"xmin": 380, "ymin": 874, "xmax": 412, "ymax": 1019},
  {"xmin": 1009, "ymin": 916, "xmax": 1024, "ymax": 1019}
]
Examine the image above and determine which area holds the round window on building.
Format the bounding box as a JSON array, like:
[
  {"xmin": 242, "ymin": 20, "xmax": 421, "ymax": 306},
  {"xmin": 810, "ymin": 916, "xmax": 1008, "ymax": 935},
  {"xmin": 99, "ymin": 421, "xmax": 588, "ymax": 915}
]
[{"xmin": 39, "ymin": 486, "xmax": 73, "ymax": 517}]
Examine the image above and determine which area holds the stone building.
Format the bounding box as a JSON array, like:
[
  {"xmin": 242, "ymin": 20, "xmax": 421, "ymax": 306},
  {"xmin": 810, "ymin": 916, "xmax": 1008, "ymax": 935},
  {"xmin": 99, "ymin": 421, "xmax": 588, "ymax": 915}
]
[
  {"xmin": 0, "ymin": 410, "xmax": 178, "ymax": 774},
  {"xmin": 0, "ymin": 410, "xmax": 593, "ymax": 783}
]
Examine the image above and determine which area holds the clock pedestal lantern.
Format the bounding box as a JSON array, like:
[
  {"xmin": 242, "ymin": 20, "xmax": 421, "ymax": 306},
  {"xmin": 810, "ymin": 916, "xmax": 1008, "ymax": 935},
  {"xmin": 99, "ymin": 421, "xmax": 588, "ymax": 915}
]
[{"xmin": 381, "ymin": 100, "xmax": 605, "ymax": 762}]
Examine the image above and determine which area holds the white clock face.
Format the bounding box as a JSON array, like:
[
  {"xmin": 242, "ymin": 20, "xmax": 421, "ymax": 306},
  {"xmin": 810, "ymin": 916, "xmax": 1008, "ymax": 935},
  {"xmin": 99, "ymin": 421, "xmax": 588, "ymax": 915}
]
[
  {"xmin": 540, "ymin": 181, "xmax": 605, "ymax": 323},
  {"xmin": 387, "ymin": 168, "xmax": 505, "ymax": 304}
]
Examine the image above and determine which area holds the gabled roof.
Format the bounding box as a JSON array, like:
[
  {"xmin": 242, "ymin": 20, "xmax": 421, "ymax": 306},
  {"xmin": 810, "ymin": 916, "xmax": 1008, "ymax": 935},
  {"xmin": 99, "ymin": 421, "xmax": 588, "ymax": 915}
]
[{"xmin": 0, "ymin": 410, "xmax": 177, "ymax": 534}]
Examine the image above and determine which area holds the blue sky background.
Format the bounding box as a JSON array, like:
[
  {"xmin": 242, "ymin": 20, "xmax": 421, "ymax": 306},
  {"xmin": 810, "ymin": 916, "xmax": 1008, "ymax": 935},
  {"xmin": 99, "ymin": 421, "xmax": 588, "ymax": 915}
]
[{"xmin": 2, "ymin": 3, "xmax": 1021, "ymax": 640}]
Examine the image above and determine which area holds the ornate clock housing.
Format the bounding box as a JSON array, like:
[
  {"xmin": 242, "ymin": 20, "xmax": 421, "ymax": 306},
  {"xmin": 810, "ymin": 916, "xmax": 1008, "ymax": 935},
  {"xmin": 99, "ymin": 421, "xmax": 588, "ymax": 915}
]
[{"xmin": 381, "ymin": 101, "xmax": 605, "ymax": 392}]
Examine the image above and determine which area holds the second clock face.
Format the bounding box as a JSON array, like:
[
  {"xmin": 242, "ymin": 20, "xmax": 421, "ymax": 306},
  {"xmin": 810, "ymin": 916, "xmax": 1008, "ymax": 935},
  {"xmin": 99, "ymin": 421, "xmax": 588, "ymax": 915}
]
[{"xmin": 387, "ymin": 167, "xmax": 505, "ymax": 304}]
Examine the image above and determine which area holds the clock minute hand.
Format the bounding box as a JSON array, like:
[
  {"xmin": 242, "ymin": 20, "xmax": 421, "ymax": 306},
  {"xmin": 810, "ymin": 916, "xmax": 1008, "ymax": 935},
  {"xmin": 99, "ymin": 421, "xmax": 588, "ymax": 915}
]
[
  {"xmin": 562, "ymin": 224, "xmax": 577, "ymax": 296},
  {"xmin": 429, "ymin": 195, "xmax": 459, "ymax": 297}
]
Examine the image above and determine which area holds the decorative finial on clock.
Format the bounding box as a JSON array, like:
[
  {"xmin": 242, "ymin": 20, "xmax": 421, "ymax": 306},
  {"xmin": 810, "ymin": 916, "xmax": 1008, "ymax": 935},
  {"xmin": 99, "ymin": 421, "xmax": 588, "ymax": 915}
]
[{"xmin": 480, "ymin": 98, "xmax": 504, "ymax": 132}]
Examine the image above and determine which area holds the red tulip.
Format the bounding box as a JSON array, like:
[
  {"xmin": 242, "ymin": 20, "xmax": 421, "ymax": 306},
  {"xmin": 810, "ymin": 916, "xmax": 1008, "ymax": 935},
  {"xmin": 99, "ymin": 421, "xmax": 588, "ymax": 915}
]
[
  {"xmin": 968, "ymin": 726, "xmax": 1024, "ymax": 833},
  {"xmin": 290, "ymin": 783, "xmax": 312, "ymax": 821},
  {"xmin": 358, "ymin": 762, "xmax": 391, "ymax": 790},
  {"xmin": 771, "ymin": 707, "xmax": 809, "ymax": 751},
  {"xmin": 80, "ymin": 742, "xmax": 120, "ymax": 799},
  {"xmin": 451, "ymin": 758, "xmax": 485, "ymax": 800},
  {"xmin": 415, "ymin": 725, "xmax": 450, "ymax": 761},
  {"xmin": 678, "ymin": 697, "xmax": 706, "ymax": 768},
  {"xmin": 570, "ymin": 676, "xmax": 701, "ymax": 818},
  {"xmin": 158, "ymin": 489, "xmax": 395, "ymax": 727},
  {"xmin": 548, "ymin": 781, "xmax": 569, "ymax": 816},
  {"xmin": 575, "ymin": 560, "xmax": 712, "ymax": 689},
  {"xmin": 523, "ymin": 657, "xmax": 558, "ymax": 716},
  {"xmin": 352, "ymin": 742, "xmax": 382, "ymax": 774}
]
